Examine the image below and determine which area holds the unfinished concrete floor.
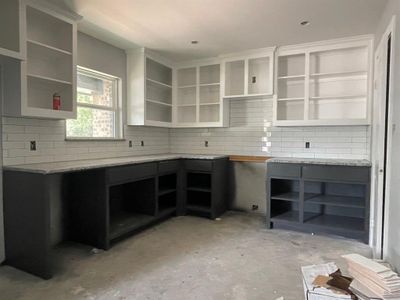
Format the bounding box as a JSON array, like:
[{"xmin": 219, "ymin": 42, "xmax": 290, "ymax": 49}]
[{"xmin": 0, "ymin": 211, "xmax": 371, "ymax": 300}]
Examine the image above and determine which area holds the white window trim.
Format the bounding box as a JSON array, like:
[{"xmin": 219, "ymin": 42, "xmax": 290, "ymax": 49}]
[{"xmin": 66, "ymin": 66, "xmax": 124, "ymax": 140}]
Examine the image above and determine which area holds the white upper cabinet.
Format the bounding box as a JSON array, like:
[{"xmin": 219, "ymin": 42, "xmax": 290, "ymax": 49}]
[
  {"xmin": 222, "ymin": 48, "xmax": 275, "ymax": 99},
  {"xmin": 274, "ymin": 36, "xmax": 373, "ymax": 126},
  {"xmin": 1, "ymin": 0, "xmax": 80, "ymax": 119},
  {"xmin": 174, "ymin": 61, "xmax": 229, "ymax": 127},
  {"xmin": 127, "ymin": 48, "xmax": 173, "ymax": 127},
  {"xmin": 0, "ymin": 0, "xmax": 25, "ymax": 60}
]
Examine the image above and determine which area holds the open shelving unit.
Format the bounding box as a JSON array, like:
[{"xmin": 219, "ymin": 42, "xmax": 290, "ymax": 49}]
[
  {"xmin": 145, "ymin": 58, "xmax": 172, "ymax": 124},
  {"xmin": 157, "ymin": 173, "xmax": 178, "ymax": 215},
  {"xmin": 223, "ymin": 49, "xmax": 275, "ymax": 99},
  {"xmin": 302, "ymin": 181, "xmax": 366, "ymax": 235},
  {"xmin": 175, "ymin": 62, "xmax": 227, "ymax": 127},
  {"xmin": 109, "ymin": 178, "xmax": 156, "ymax": 240},
  {"xmin": 267, "ymin": 163, "xmax": 370, "ymax": 242},
  {"xmin": 177, "ymin": 67, "xmax": 197, "ymax": 124},
  {"xmin": 270, "ymin": 179, "xmax": 300, "ymax": 224},
  {"xmin": 274, "ymin": 38, "xmax": 372, "ymax": 126},
  {"xmin": 185, "ymin": 172, "xmax": 212, "ymax": 215},
  {"xmin": 24, "ymin": 4, "xmax": 76, "ymax": 118},
  {"xmin": 2, "ymin": 1, "xmax": 78, "ymax": 119},
  {"xmin": 0, "ymin": 0, "xmax": 25, "ymax": 60},
  {"xmin": 127, "ymin": 48, "xmax": 173, "ymax": 126}
]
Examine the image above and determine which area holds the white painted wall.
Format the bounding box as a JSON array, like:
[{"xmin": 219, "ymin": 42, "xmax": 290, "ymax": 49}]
[{"xmin": 375, "ymin": 0, "xmax": 400, "ymax": 272}]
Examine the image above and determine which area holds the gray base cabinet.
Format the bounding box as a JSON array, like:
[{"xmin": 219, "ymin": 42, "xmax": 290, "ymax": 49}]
[
  {"xmin": 266, "ymin": 162, "xmax": 370, "ymax": 242},
  {"xmin": 3, "ymin": 157, "xmax": 228, "ymax": 279}
]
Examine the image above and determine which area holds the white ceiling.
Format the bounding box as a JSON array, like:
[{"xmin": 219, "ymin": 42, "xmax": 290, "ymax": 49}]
[{"xmin": 60, "ymin": 0, "xmax": 387, "ymax": 62}]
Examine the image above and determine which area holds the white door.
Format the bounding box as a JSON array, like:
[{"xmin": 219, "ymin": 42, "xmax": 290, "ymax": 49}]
[
  {"xmin": 0, "ymin": 64, "xmax": 4, "ymax": 263},
  {"xmin": 371, "ymin": 17, "xmax": 395, "ymax": 258}
]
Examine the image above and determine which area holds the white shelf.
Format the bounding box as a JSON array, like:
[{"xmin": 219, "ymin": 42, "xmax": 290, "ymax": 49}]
[
  {"xmin": 278, "ymin": 54, "xmax": 305, "ymax": 77},
  {"xmin": 200, "ymin": 103, "xmax": 220, "ymax": 106},
  {"xmin": 278, "ymin": 75, "xmax": 305, "ymax": 79},
  {"xmin": 310, "ymin": 95, "xmax": 367, "ymax": 100},
  {"xmin": 225, "ymin": 60, "xmax": 245, "ymax": 96},
  {"xmin": 277, "ymin": 97, "xmax": 305, "ymax": 101},
  {"xmin": 27, "ymin": 5, "xmax": 73, "ymax": 53},
  {"xmin": 200, "ymin": 64, "xmax": 220, "ymax": 85},
  {"xmin": 146, "ymin": 101, "xmax": 172, "ymax": 123},
  {"xmin": 23, "ymin": 106, "xmax": 75, "ymax": 119},
  {"xmin": 275, "ymin": 39, "xmax": 371, "ymax": 126},
  {"xmin": 175, "ymin": 62, "xmax": 226, "ymax": 127},
  {"xmin": 177, "ymin": 67, "xmax": 196, "ymax": 87},
  {"xmin": 223, "ymin": 93, "xmax": 270, "ymax": 99},
  {"xmin": 178, "ymin": 85, "xmax": 197, "ymax": 89},
  {"xmin": 27, "ymin": 74, "xmax": 72, "ymax": 85},
  {"xmin": 146, "ymin": 78, "xmax": 172, "ymax": 88},
  {"xmin": 146, "ymin": 57, "xmax": 172, "ymax": 87},
  {"xmin": 199, "ymin": 83, "xmax": 220, "ymax": 87},
  {"xmin": 146, "ymin": 99, "xmax": 172, "ymax": 107},
  {"xmin": 0, "ymin": 0, "xmax": 23, "ymax": 60},
  {"xmin": 177, "ymin": 104, "xmax": 197, "ymax": 107},
  {"xmin": 310, "ymin": 70, "xmax": 367, "ymax": 78},
  {"xmin": 27, "ymin": 39, "xmax": 72, "ymax": 55}
]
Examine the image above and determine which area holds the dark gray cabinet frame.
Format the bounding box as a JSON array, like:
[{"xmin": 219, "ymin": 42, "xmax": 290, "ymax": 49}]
[
  {"xmin": 3, "ymin": 157, "xmax": 228, "ymax": 279},
  {"xmin": 266, "ymin": 162, "xmax": 370, "ymax": 243}
]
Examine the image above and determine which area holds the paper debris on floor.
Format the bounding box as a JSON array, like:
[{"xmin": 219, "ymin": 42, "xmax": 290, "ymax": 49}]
[
  {"xmin": 302, "ymin": 262, "xmax": 354, "ymax": 299},
  {"xmin": 343, "ymin": 254, "xmax": 400, "ymax": 300}
]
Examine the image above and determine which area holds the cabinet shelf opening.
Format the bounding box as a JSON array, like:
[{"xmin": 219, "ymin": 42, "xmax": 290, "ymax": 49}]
[
  {"xmin": 187, "ymin": 172, "xmax": 211, "ymax": 190},
  {"xmin": 270, "ymin": 179, "xmax": 300, "ymax": 202},
  {"xmin": 271, "ymin": 200, "xmax": 300, "ymax": 223},
  {"xmin": 158, "ymin": 192, "xmax": 177, "ymax": 214},
  {"xmin": 187, "ymin": 190, "xmax": 212, "ymax": 210},
  {"xmin": 109, "ymin": 178, "xmax": 156, "ymax": 240},
  {"xmin": 146, "ymin": 58, "xmax": 172, "ymax": 86},
  {"xmin": 159, "ymin": 174, "xmax": 177, "ymax": 193}
]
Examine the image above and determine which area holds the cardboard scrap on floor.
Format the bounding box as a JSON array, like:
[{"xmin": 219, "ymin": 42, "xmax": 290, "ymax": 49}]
[
  {"xmin": 302, "ymin": 262, "xmax": 355, "ymax": 299},
  {"xmin": 342, "ymin": 254, "xmax": 400, "ymax": 300}
]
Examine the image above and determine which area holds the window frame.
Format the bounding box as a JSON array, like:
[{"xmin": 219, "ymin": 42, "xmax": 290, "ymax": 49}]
[{"xmin": 66, "ymin": 66, "xmax": 123, "ymax": 140}]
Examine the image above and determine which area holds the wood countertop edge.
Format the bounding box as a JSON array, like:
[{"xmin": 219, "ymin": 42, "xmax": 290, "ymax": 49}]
[{"xmin": 229, "ymin": 155, "xmax": 272, "ymax": 163}]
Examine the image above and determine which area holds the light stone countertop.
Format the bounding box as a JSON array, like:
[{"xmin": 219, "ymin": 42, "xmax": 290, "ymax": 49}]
[
  {"xmin": 3, "ymin": 154, "xmax": 228, "ymax": 174},
  {"xmin": 266, "ymin": 157, "xmax": 371, "ymax": 167}
]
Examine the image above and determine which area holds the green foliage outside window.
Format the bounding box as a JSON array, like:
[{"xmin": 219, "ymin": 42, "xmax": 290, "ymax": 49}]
[{"xmin": 66, "ymin": 94, "xmax": 94, "ymax": 137}]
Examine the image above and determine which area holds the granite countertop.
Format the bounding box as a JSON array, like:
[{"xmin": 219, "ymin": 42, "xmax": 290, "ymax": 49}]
[
  {"xmin": 3, "ymin": 154, "xmax": 228, "ymax": 174},
  {"xmin": 266, "ymin": 157, "xmax": 372, "ymax": 167}
]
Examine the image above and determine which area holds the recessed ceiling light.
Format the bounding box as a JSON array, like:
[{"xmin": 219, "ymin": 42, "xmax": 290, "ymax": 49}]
[
  {"xmin": 191, "ymin": 40, "xmax": 199, "ymax": 44},
  {"xmin": 300, "ymin": 21, "xmax": 310, "ymax": 26}
]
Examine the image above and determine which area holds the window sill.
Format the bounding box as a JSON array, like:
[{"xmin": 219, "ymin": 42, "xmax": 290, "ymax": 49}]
[{"xmin": 65, "ymin": 138, "xmax": 126, "ymax": 142}]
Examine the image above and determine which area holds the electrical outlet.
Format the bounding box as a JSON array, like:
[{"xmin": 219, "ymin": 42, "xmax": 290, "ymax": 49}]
[
  {"xmin": 204, "ymin": 141, "xmax": 209, "ymax": 147},
  {"xmin": 252, "ymin": 76, "xmax": 256, "ymax": 83},
  {"xmin": 30, "ymin": 141, "xmax": 36, "ymax": 151},
  {"xmin": 141, "ymin": 141, "xmax": 144, "ymax": 147},
  {"xmin": 252, "ymin": 205, "xmax": 258, "ymax": 211},
  {"xmin": 129, "ymin": 140, "xmax": 133, "ymax": 148},
  {"xmin": 305, "ymin": 142, "xmax": 310, "ymax": 149}
]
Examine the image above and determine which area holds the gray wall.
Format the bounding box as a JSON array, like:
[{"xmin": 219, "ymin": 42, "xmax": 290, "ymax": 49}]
[
  {"xmin": 77, "ymin": 32, "xmax": 127, "ymax": 116},
  {"xmin": 229, "ymin": 162, "xmax": 267, "ymax": 215},
  {"xmin": 375, "ymin": 0, "xmax": 400, "ymax": 271}
]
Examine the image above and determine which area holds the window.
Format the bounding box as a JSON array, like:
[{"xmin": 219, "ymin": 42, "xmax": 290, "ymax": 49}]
[{"xmin": 66, "ymin": 67, "xmax": 122, "ymax": 139}]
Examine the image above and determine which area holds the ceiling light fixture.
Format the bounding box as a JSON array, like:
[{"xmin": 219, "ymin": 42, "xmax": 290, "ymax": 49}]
[
  {"xmin": 300, "ymin": 21, "xmax": 310, "ymax": 26},
  {"xmin": 191, "ymin": 40, "xmax": 199, "ymax": 44}
]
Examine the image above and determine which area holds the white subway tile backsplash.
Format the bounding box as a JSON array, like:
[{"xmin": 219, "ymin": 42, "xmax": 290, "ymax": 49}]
[
  {"xmin": 2, "ymin": 97, "xmax": 370, "ymax": 165},
  {"xmin": 2, "ymin": 117, "xmax": 170, "ymax": 166},
  {"xmin": 170, "ymin": 98, "xmax": 370, "ymax": 160}
]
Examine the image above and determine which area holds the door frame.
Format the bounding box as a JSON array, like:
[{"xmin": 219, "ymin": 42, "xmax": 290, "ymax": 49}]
[{"xmin": 371, "ymin": 16, "xmax": 396, "ymax": 258}]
